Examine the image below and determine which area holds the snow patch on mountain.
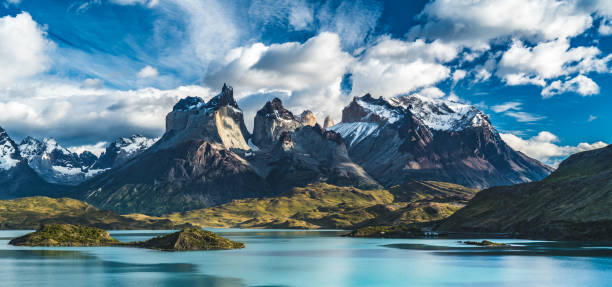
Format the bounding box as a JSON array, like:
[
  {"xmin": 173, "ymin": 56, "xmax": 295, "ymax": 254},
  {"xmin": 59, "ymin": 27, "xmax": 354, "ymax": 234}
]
[
  {"xmin": 0, "ymin": 140, "xmax": 20, "ymax": 170},
  {"xmin": 328, "ymin": 122, "xmax": 380, "ymax": 146},
  {"xmin": 356, "ymin": 99, "xmax": 403, "ymax": 124},
  {"xmin": 117, "ymin": 135, "xmax": 158, "ymax": 155}
]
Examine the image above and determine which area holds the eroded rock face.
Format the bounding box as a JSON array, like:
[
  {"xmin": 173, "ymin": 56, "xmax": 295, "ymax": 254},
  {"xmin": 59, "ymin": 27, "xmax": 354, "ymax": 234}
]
[
  {"xmin": 251, "ymin": 98, "xmax": 302, "ymax": 149},
  {"xmin": 329, "ymin": 94, "xmax": 552, "ymax": 189},
  {"xmin": 161, "ymin": 84, "xmax": 250, "ymax": 150},
  {"xmin": 249, "ymin": 124, "xmax": 380, "ymax": 190},
  {"xmin": 298, "ymin": 110, "xmax": 317, "ymax": 127},
  {"xmin": 323, "ymin": 116, "xmax": 335, "ymax": 129}
]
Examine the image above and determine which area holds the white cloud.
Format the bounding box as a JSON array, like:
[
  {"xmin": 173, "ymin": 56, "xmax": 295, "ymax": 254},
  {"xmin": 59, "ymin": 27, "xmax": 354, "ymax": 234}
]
[
  {"xmin": 0, "ymin": 12, "xmax": 54, "ymax": 87},
  {"xmin": 0, "ymin": 80, "xmax": 212, "ymax": 145},
  {"xmin": 82, "ymin": 78, "xmax": 103, "ymax": 88},
  {"xmin": 588, "ymin": 115, "xmax": 597, "ymax": 122},
  {"xmin": 504, "ymin": 111, "xmax": 545, "ymax": 122},
  {"xmin": 542, "ymin": 75, "xmax": 600, "ymax": 97},
  {"xmin": 600, "ymin": 19, "xmax": 612, "ymax": 35},
  {"xmin": 350, "ymin": 37, "xmax": 458, "ymax": 98},
  {"xmin": 409, "ymin": 87, "xmax": 446, "ymax": 99},
  {"xmin": 203, "ymin": 32, "xmax": 352, "ymax": 128},
  {"xmin": 491, "ymin": 102, "xmax": 522, "ymax": 113},
  {"xmin": 317, "ymin": 0, "xmax": 383, "ymax": 49},
  {"xmin": 497, "ymin": 39, "xmax": 610, "ymax": 85},
  {"xmin": 452, "ymin": 69, "xmax": 466, "ymax": 84},
  {"xmin": 109, "ymin": 0, "xmax": 158, "ymax": 8},
  {"xmin": 414, "ymin": 0, "xmax": 598, "ymax": 48},
  {"xmin": 68, "ymin": 141, "xmax": 108, "ymax": 157},
  {"xmin": 491, "ymin": 101, "xmax": 544, "ymax": 122},
  {"xmin": 137, "ymin": 65, "xmax": 159, "ymax": 78},
  {"xmin": 501, "ymin": 131, "xmax": 607, "ymax": 166}
]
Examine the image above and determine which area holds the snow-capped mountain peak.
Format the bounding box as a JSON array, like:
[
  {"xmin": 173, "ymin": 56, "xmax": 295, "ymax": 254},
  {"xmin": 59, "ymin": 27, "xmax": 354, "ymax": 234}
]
[
  {"xmin": 114, "ymin": 135, "xmax": 158, "ymax": 155},
  {"xmin": 0, "ymin": 128, "xmax": 21, "ymax": 171},
  {"xmin": 394, "ymin": 94, "xmax": 490, "ymax": 131}
]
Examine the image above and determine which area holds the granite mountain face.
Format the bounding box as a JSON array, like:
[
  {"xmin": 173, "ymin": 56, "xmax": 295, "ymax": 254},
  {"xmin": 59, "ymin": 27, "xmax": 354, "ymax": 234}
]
[{"xmin": 329, "ymin": 94, "xmax": 552, "ymax": 189}]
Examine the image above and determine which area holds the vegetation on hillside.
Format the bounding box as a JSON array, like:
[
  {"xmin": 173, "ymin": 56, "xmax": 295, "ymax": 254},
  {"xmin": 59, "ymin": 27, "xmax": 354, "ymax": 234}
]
[
  {"xmin": 0, "ymin": 197, "xmax": 191, "ymax": 230},
  {"xmin": 163, "ymin": 181, "xmax": 477, "ymax": 229},
  {"xmin": 438, "ymin": 144, "xmax": 612, "ymax": 241}
]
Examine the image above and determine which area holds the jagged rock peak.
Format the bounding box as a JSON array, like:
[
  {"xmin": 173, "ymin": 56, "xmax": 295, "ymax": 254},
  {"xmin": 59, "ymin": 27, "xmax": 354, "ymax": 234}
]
[
  {"xmin": 257, "ymin": 98, "xmax": 295, "ymax": 120},
  {"xmin": 298, "ymin": 110, "xmax": 317, "ymax": 127},
  {"xmin": 323, "ymin": 116, "xmax": 335, "ymax": 129},
  {"xmin": 172, "ymin": 84, "xmax": 239, "ymax": 113},
  {"xmin": 173, "ymin": 97, "xmax": 204, "ymax": 112},
  {"xmin": 209, "ymin": 83, "xmax": 239, "ymax": 109}
]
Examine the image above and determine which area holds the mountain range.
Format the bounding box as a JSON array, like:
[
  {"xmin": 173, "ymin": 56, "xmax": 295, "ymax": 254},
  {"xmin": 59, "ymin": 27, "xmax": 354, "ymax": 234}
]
[{"xmin": 1, "ymin": 84, "xmax": 552, "ymax": 216}]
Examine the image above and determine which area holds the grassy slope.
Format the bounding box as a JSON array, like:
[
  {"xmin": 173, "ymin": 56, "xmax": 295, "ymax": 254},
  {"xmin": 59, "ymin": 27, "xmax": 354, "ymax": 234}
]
[
  {"xmin": 162, "ymin": 181, "xmax": 477, "ymax": 229},
  {"xmin": 438, "ymin": 144, "xmax": 612, "ymax": 240},
  {"xmin": 0, "ymin": 197, "xmax": 189, "ymax": 230}
]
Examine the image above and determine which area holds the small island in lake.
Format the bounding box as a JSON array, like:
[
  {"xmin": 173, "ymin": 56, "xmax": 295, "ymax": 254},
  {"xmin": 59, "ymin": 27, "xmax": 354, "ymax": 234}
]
[
  {"xmin": 460, "ymin": 240, "xmax": 509, "ymax": 247},
  {"xmin": 9, "ymin": 224, "xmax": 245, "ymax": 251},
  {"xmin": 139, "ymin": 227, "xmax": 245, "ymax": 251}
]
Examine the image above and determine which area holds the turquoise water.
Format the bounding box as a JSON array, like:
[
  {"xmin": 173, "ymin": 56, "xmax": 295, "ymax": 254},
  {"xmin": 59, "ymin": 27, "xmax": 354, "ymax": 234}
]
[{"xmin": 1, "ymin": 229, "xmax": 611, "ymax": 286}]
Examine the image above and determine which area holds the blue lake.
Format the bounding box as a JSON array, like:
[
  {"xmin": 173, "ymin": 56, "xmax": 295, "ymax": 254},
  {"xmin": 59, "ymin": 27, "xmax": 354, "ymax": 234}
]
[{"xmin": 1, "ymin": 229, "xmax": 611, "ymax": 286}]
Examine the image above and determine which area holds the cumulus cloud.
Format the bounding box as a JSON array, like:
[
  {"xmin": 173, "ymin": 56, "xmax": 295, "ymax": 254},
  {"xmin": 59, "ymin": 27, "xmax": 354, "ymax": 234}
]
[
  {"xmin": 137, "ymin": 65, "xmax": 159, "ymax": 78},
  {"xmin": 588, "ymin": 115, "xmax": 597, "ymax": 122},
  {"xmin": 542, "ymin": 75, "xmax": 600, "ymax": 97},
  {"xmin": 204, "ymin": 32, "xmax": 353, "ymax": 128},
  {"xmin": 496, "ymin": 38, "xmax": 610, "ymax": 95},
  {"xmin": 501, "ymin": 131, "xmax": 607, "ymax": 166},
  {"xmin": 0, "ymin": 80, "xmax": 212, "ymax": 146},
  {"xmin": 0, "ymin": 12, "xmax": 54, "ymax": 87},
  {"xmin": 350, "ymin": 37, "xmax": 458, "ymax": 98}
]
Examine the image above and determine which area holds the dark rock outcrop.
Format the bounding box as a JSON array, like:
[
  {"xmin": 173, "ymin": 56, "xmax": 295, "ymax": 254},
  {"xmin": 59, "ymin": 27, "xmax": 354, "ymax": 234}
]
[
  {"xmin": 323, "ymin": 115, "xmax": 335, "ymax": 129},
  {"xmin": 251, "ymin": 98, "xmax": 302, "ymax": 149}
]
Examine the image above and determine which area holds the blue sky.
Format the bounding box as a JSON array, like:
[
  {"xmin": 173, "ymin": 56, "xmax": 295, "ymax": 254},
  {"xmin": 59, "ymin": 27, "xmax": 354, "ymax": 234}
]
[{"xmin": 0, "ymin": 0, "xmax": 610, "ymax": 166}]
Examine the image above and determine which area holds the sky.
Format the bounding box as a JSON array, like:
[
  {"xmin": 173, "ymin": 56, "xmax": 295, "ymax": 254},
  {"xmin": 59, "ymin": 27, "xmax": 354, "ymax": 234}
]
[{"xmin": 0, "ymin": 0, "xmax": 610, "ymax": 166}]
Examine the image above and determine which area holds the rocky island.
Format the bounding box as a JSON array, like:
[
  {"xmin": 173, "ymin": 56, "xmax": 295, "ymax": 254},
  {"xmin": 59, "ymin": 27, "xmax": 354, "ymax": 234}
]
[
  {"xmin": 9, "ymin": 224, "xmax": 120, "ymax": 247},
  {"xmin": 9, "ymin": 224, "xmax": 245, "ymax": 251}
]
